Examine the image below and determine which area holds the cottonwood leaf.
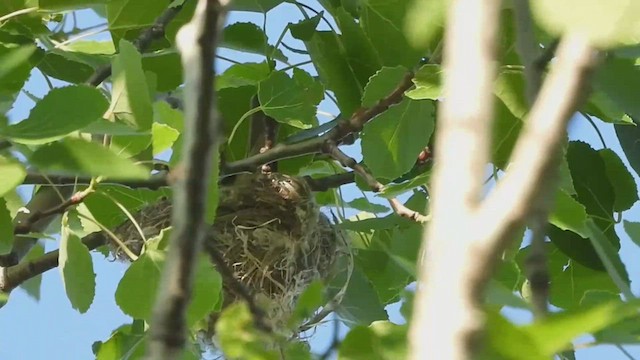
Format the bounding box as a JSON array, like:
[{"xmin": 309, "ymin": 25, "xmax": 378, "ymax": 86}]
[
  {"xmin": 405, "ymin": 64, "xmax": 441, "ymax": 100},
  {"xmin": 221, "ymin": 22, "xmax": 287, "ymax": 62},
  {"xmin": 0, "ymin": 158, "xmax": 26, "ymax": 197},
  {"xmin": 362, "ymin": 98, "xmax": 434, "ymax": 180},
  {"xmin": 258, "ymin": 71, "xmax": 316, "ymax": 129},
  {"xmin": 335, "ymin": 8, "xmax": 382, "ymax": 87},
  {"xmin": 340, "ymin": 322, "xmax": 408, "ymax": 360},
  {"xmin": 361, "ymin": 66, "xmax": 408, "ymax": 107},
  {"xmin": 115, "ymin": 249, "xmax": 164, "ymax": 321},
  {"xmin": 20, "ymin": 243, "xmax": 45, "ymax": 301},
  {"xmin": 0, "ymin": 198, "xmax": 12, "ymax": 254},
  {"xmin": 599, "ymin": 148, "xmax": 638, "ymax": 212},
  {"xmin": 531, "ymin": 0, "xmax": 640, "ymax": 47},
  {"xmin": 216, "ymin": 62, "xmax": 272, "ymax": 90},
  {"xmin": 30, "ymin": 138, "xmax": 149, "ymax": 179},
  {"xmin": 0, "ymin": 86, "xmax": 108, "ymax": 144},
  {"xmin": 59, "ymin": 232, "xmax": 96, "ymax": 313}
]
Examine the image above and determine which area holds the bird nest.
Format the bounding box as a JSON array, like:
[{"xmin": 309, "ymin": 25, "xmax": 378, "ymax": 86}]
[{"xmin": 111, "ymin": 172, "xmax": 349, "ymax": 333}]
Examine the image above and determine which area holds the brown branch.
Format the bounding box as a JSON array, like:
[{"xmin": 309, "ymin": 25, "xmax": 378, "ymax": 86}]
[
  {"xmin": 13, "ymin": 186, "xmax": 95, "ymax": 236},
  {"xmin": 323, "ymin": 141, "xmax": 429, "ymax": 223},
  {"xmin": 22, "ymin": 172, "xmax": 170, "ymax": 190},
  {"xmin": 303, "ymin": 172, "xmax": 355, "ymax": 192},
  {"xmin": 409, "ymin": 0, "xmax": 502, "ymax": 358},
  {"xmin": 147, "ymin": 0, "xmax": 227, "ymax": 358}
]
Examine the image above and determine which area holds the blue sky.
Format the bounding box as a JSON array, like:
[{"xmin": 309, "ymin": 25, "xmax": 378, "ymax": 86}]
[{"xmin": 2, "ymin": 2, "xmax": 640, "ymax": 359}]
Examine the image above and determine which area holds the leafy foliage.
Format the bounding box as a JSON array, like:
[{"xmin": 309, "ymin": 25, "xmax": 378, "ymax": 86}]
[{"xmin": 2, "ymin": 0, "xmax": 640, "ymax": 359}]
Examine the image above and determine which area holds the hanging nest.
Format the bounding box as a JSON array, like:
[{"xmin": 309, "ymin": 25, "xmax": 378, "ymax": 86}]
[{"xmin": 111, "ymin": 172, "xmax": 349, "ymax": 333}]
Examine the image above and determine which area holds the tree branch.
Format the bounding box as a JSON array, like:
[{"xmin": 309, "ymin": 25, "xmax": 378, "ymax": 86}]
[
  {"xmin": 147, "ymin": 0, "xmax": 227, "ymax": 358},
  {"xmin": 323, "ymin": 141, "xmax": 429, "ymax": 223},
  {"xmin": 22, "ymin": 172, "xmax": 170, "ymax": 189},
  {"xmin": 85, "ymin": 3, "xmax": 187, "ymax": 87},
  {"xmin": 409, "ymin": 0, "xmax": 502, "ymax": 358}
]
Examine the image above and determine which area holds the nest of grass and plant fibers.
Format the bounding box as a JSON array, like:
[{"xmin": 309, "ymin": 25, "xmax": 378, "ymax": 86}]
[{"xmin": 111, "ymin": 172, "xmax": 351, "ymax": 336}]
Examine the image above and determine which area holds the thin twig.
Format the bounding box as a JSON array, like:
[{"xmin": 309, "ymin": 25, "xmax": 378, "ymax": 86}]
[
  {"xmin": 147, "ymin": 0, "xmax": 227, "ymax": 357},
  {"xmin": 323, "ymin": 141, "xmax": 429, "ymax": 223}
]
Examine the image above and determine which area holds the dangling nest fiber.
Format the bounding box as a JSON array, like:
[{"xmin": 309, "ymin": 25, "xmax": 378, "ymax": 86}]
[{"xmin": 111, "ymin": 172, "xmax": 348, "ymax": 332}]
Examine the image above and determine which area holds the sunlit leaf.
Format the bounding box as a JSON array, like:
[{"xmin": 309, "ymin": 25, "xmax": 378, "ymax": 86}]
[{"xmin": 0, "ymin": 157, "xmax": 26, "ymax": 197}]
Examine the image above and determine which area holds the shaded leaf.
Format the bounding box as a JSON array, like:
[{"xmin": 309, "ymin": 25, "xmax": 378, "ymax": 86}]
[
  {"xmin": 335, "ymin": 8, "xmax": 382, "ymax": 88},
  {"xmin": 623, "ymin": 220, "xmax": 640, "ymax": 247},
  {"xmin": 0, "ymin": 85, "xmax": 109, "ymax": 144},
  {"xmin": 20, "ymin": 242, "xmax": 45, "ymax": 301},
  {"xmin": 115, "ymin": 249, "xmax": 164, "ymax": 321},
  {"xmin": 59, "ymin": 231, "xmax": 96, "ymax": 313},
  {"xmin": 598, "ymin": 148, "xmax": 638, "ymax": 212},
  {"xmin": 362, "ymin": 98, "xmax": 434, "ymax": 180},
  {"xmin": 30, "ymin": 138, "xmax": 150, "ymax": 179},
  {"xmin": 216, "ymin": 61, "xmax": 272, "ymax": 90},
  {"xmin": 0, "ymin": 197, "xmax": 13, "ymax": 254},
  {"xmin": 334, "ymin": 267, "xmax": 388, "ymax": 325},
  {"xmin": 221, "ymin": 22, "xmax": 287, "ymax": 62},
  {"xmin": 345, "ymin": 198, "xmax": 388, "ymax": 214},
  {"xmin": 258, "ymin": 71, "xmax": 317, "ymax": 129},
  {"xmin": 339, "ymin": 321, "xmax": 408, "ymax": 360},
  {"xmin": 361, "ymin": 66, "xmax": 408, "ymax": 107}
]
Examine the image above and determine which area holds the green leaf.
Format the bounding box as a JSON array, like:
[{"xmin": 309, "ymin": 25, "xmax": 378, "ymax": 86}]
[
  {"xmin": 362, "ymin": 98, "xmax": 434, "ymax": 180},
  {"xmin": 596, "ymin": 57, "xmax": 640, "ymax": 120},
  {"xmin": 335, "ymin": 8, "xmax": 382, "ymax": 88},
  {"xmin": 115, "ymin": 249, "xmax": 164, "ymax": 321},
  {"xmin": 548, "ymin": 225, "xmax": 604, "ymax": 271},
  {"xmin": 151, "ymin": 123, "xmax": 179, "ymax": 156},
  {"xmin": 107, "ymin": 0, "xmax": 169, "ymax": 43},
  {"xmin": 361, "ymin": 0, "xmax": 424, "ymax": 67},
  {"xmin": 0, "ymin": 157, "xmax": 26, "ymax": 197},
  {"xmin": 584, "ymin": 219, "xmax": 631, "ymax": 298},
  {"xmin": 59, "ymin": 231, "xmax": 96, "ymax": 313},
  {"xmin": 599, "ymin": 148, "xmax": 638, "ymax": 212},
  {"xmin": 220, "ymin": 22, "xmax": 287, "ymax": 62},
  {"xmin": 219, "ymin": 86, "xmax": 256, "ymax": 162},
  {"xmin": 379, "ymin": 171, "xmax": 431, "ymax": 198},
  {"xmin": 187, "ymin": 255, "xmax": 222, "ymax": 326},
  {"xmin": 0, "ymin": 198, "xmax": 13, "ymax": 254},
  {"xmin": 258, "ymin": 71, "xmax": 317, "ymax": 129},
  {"xmin": 20, "ymin": 242, "xmax": 45, "ymax": 301},
  {"xmin": 623, "ymin": 220, "xmax": 640, "ymax": 247},
  {"xmin": 290, "ymin": 281, "xmax": 324, "ymax": 326},
  {"xmin": 299, "ymin": 31, "xmax": 362, "ymax": 116},
  {"xmin": 0, "ymin": 43, "xmax": 40, "ymax": 95},
  {"xmin": 524, "ymin": 300, "xmax": 640, "ymax": 357},
  {"xmin": 483, "ymin": 310, "xmax": 543, "ymax": 360},
  {"xmin": 495, "ymin": 70, "xmax": 528, "ymax": 119},
  {"xmin": 229, "ymin": 0, "xmax": 282, "ymax": 13},
  {"xmin": 405, "ymin": 64, "xmax": 441, "ymax": 100},
  {"xmin": 403, "ymin": 0, "xmax": 445, "ymax": 50},
  {"xmin": 106, "ymin": 39, "xmax": 153, "ymax": 130},
  {"xmin": 289, "ymin": 14, "xmax": 321, "ymax": 41},
  {"xmin": 30, "ymin": 138, "xmax": 150, "ymax": 179},
  {"xmin": 339, "ymin": 322, "xmax": 408, "ymax": 360},
  {"xmin": 39, "ymin": 0, "xmax": 111, "ymax": 10},
  {"xmin": 357, "ymin": 225, "xmax": 422, "ymax": 304},
  {"xmin": 548, "ymin": 189, "xmax": 588, "ymax": 238},
  {"xmin": 491, "ymin": 98, "xmax": 523, "ymax": 168},
  {"xmin": 94, "ymin": 323, "xmax": 146, "ymax": 360},
  {"xmin": 567, "ymin": 141, "xmax": 618, "ymax": 246},
  {"xmin": 531, "ymin": 0, "xmax": 640, "ymax": 47},
  {"xmin": 0, "ymin": 85, "xmax": 109, "ymax": 144},
  {"xmin": 216, "ymin": 303, "xmax": 280, "ymax": 360},
  {"xmin": 0, "ymin": 44, "xmax": 36, "ymax": 81},
  {"xmin": 141, "ymin": 51, "xmax": 183, "ymax": 92},
  {"xmin": 216, "ymin": 62, "xmax": 272, "ymax": 90},
  {"xmin": 361, "ymin": 66, "xmax": 408, "ymax": 107},
  {"xmin": 334, "ymin": 267, "xmax": 388, "ymax": 325},
  {"xmin": 37, "ymin": 50, "xmax": 96, "ymax": 83},
  {"xmin": 345, "ymin": 198, "xmax": 389, "ymax": 214}
]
